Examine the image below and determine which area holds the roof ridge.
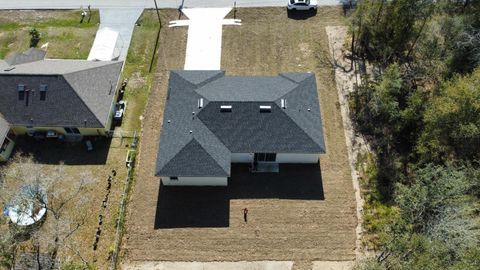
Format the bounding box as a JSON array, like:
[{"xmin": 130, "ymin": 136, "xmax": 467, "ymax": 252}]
[
  {"xmin": 194, "ymin": 119, "xmax": 231, "ymax": 175},
  {"xmin": 61, "ymin": 60, "xmax": 123, "ymax": 75}
]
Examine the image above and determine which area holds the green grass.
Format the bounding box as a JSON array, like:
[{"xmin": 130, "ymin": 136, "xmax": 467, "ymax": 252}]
[
  {"xmin": 0, "ymin": 10, "xmax": 99, "ymax": 59},
  {"xmin": 121, "ymin": 10, "xmax": 161, "ymax": 132}
]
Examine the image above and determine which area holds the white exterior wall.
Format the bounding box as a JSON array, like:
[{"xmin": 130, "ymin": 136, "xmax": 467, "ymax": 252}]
[
  {"xmin": 275, "ymin": 153, "xmax": 319, "ymax": 163},
  {"xmin": 161, "ymin": 176, "xmax": 228, "ymax": 186},
  {"xmin": 231, "ymin": 153, "xmax": 253, "ymax": 163},
  {"xmin": 231, "ymin": 153, "xmax": 319, "ymax": 164}
]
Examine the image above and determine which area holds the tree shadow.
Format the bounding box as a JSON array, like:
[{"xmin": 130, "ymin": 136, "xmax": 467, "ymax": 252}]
[
  {"xmin": 13, "ymin": 136, "xmax": 111, "ymax": 165},
  {"xmin": 154, "ymin": 163, "xmax": 324, "ymax": 229},
  {"xmin": 229, "ymin": 163, "xmax": 324, "ymax": 200},
  {"xmin": 154, "ymin": 184, "xmax": 229, "ymax": 229},
  {"xmin": 287, "ymin": 9, "xmax": 317, "ymax": 20}
]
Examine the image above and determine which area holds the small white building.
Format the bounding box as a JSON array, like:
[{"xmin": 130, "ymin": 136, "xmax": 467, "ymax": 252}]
[{"xmin": 155, "ymin": 71, "xmax": 326, "ymax": 186}]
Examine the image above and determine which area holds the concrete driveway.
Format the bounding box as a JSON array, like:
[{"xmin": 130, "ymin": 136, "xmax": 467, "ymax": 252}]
[
  {"xmin": 88, "ymin": 8, "xmax": 143, "ymax": 61},
  {"xmin": 0, "ymin": 0, "xmax": 342, "ymax": 9}
]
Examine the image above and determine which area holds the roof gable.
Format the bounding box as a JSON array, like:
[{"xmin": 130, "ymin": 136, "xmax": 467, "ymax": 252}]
[
  {"xmin": 175, "ymin": 70, "xmax": 224, "ymax": 86},
  {"xmin": 156, "ymin": 139, "xmax": 230, "ymax": 177}
]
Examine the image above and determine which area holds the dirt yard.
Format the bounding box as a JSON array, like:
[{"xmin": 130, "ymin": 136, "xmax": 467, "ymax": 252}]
[{"xmin": 123, "ymin": 7, "xmax": 356, "ymax": 270}]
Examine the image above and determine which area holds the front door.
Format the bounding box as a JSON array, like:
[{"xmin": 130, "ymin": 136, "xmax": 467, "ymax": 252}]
[{"xmin": 254, "ymin": 153, "xmax": 277, "ymax": 162}]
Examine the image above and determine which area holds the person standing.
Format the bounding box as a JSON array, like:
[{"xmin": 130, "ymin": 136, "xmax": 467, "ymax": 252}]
[{"xmin": 243, "ymin": 208, "xmax": 248, "ymax": 223}]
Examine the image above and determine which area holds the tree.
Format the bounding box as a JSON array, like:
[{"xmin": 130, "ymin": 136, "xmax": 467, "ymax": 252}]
[
  {"xmin": 0, "ymin": 155, "xmax": 94, "ymax": 269},
  {"xmin": 29, "ymin": 28, "xmax": 41, "ymax": 48},
  {"xmin": 417, "ymin": 67, "xmax": 480, "ymax": 161},
  {"xmin": 352, "ymin": 0, "xmax": 435, "ymax": 67}
]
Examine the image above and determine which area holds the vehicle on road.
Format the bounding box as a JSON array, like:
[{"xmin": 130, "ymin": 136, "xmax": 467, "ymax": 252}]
[{"xmin": 287, "ymin": 0, "xmax": 318, "ymax": 10}]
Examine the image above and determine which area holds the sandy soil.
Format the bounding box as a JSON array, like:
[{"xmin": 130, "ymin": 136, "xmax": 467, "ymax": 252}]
[{"xmin": 123, "ymin": 7, "xmax": 356, "ymax": 270}]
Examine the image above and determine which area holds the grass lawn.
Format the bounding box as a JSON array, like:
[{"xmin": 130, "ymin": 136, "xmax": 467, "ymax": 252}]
[
  {"xmin": 0, "ymin": 9, "xmax": 160, "ymax": 270},
  {"xmin": 124, "ymin": 7, "xmax": 357, "ymax": 270},
  {"xmin": 0, "ymin": 10, "xmax": 99, "ymax": 59}
]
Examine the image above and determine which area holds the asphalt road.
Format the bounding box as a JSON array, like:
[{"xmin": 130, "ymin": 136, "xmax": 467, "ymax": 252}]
[{"xmin": 0, "ymin": 0, "xmax": 342, "ymax": 9}]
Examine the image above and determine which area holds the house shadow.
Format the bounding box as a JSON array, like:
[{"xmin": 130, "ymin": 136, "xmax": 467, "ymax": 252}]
[
  {"xmin": 287, "ymin": 9, "xmax": 317, "ymax": 20},
  {"xmin": 154, "ymin": 163, "xmax": 324, "ymax": 229},
  {"xmin": 154, "ymin": 184, "xmax": 230, "ymax": 229},
  {"xmin": 13, "ymin": 136, "xmax": 111, "ymax": 165},
  {"xmin": 228, "ymin": 163, "xmax": 324, "ymax": 200}
]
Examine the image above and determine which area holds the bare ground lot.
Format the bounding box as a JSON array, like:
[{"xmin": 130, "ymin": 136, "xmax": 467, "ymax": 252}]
[{"xmin": 123, "ymin": 7, "xmax": 356, "ymax": 268}]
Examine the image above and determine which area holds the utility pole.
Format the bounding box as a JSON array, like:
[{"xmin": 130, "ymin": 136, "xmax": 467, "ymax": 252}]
[{"xmin": 149, "ymin": 0, "xmax": 162, "ymax": 73}]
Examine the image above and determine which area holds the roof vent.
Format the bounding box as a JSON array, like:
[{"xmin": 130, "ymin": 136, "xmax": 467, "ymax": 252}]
[
  {"xmin": 198, "ymin": 98, "xmax": 204, "ymax": 109},
  {"xmin": 281, "ymin": 99, "xmax": 287, "ymax": 109},
  {"xmin": 307, "ymin": 108, "xmax": 311, "ymax": 112},
  {"xmin": 259, "ymin": 105, "xmax": 272, "ymax": 113},
  {"xmin": 220, "ymin": 105, "xmax": 232, "ymax": 112}
]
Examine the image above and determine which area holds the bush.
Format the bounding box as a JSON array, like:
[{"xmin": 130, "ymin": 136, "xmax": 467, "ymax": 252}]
[{"xmin": 29, "ymin": 28, "xmax": 40, "ymax": 48}]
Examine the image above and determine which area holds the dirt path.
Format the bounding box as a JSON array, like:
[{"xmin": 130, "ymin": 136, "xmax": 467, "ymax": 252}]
[{"xmin": 325, "ymin": 26, "xmax": 370, "ymax": 259}]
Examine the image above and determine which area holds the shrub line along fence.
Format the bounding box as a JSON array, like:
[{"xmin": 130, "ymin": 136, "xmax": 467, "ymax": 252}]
[{"xmin": 109, "ymin": 133, "xmax": 138, "ymax": 270}]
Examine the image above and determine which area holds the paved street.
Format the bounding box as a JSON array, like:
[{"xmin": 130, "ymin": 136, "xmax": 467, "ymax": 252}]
[{"xmin": 0, "ymin": 0, "xmax": 341, "ymax": 9}]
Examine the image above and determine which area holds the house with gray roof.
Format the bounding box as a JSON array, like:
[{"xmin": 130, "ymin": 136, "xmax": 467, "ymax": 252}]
[
  {"xmin": 155, "ymin": 70, "xmax": 326, "ymax": 186},
  {"xmin": 0, "ymin": 49, "xmax": 123, "ymax": 151}
]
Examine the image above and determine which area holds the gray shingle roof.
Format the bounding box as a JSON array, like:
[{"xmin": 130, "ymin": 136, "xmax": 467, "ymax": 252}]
[
  {"xmin": 155, "ymin": 70, "xmax": 326, "ymax": 177},
  {"xmin": 0, "ymin": 58, "xmax": 123, "ymax": 128},
  {"xmin": 5, "ymin": 48, "xmax": 46, "ymax": 66}
]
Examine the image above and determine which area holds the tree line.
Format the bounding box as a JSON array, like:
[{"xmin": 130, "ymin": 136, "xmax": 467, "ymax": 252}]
[{"xmin": 348, "ymin": 1, "xmax": 480, "ymax": 269}]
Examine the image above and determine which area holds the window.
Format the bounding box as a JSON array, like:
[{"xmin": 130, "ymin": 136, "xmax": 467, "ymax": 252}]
[
  {"xmin": 17, "ymin": 84, "xmax": 25, "ymax": 100},
  {"xmin": 170, "ymin": 176, "xmax": 179, "ymax": 181},
  {"xmin": 254, "ymin": 153, "xmax": 277, "ymax": 162},
  {"xmin": 40, "ymin": 84, "xmax": 47, "ymax": 101},
  {"xmin": 64, "ymin": 127, "xmax": 81, "ymax": 134}
]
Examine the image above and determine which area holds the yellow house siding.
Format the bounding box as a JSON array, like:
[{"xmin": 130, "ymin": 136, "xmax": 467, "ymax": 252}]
[{"xmin": 10, "ymin": 126, "xmax": 108, "ymax": 136}]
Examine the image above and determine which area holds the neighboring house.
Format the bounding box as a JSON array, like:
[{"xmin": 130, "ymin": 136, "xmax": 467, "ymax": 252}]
[
  {"xmin": 0, "ymin": 114, "xmax": 14, "ymax": 162},
  {"xmin": 155, "ymin": 70, "xmax": 326, "ymax": 186},
  {"xmin": 0, "ymin": 48, "xmax": 123, "ymax": 145}
]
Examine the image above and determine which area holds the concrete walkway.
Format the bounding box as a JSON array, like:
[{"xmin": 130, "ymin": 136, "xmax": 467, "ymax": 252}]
[
  {"xmin": 169, "ymin": 8, "xmax": 241, "ymax": 70},
  {"xmin": 88, "ymin": 8, "xmax": 143, "ymax": 61},
  {"xmin": 0, "ymin": 0, "xmax": 342, "ymax": 9},
  {"xmin": 122, "ymin": 261, "xmax": 294, "ymax": 270}
]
